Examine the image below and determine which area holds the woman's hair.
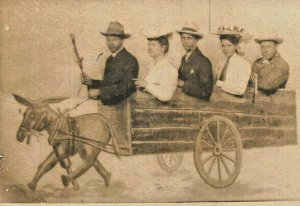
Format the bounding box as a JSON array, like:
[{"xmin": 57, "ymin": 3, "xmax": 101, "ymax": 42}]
[
  {"xmin": 148, "ymin": 36, "xmax": 169, "ymax": 54},
  {"xmin": 219, "ymin": 34, "xmax": 240, "ymax": 45}
]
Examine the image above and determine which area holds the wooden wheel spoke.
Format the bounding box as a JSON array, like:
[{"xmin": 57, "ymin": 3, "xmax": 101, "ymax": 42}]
[
  {"xmin": 207, "ymin": 157, "xmax": 217, "ymax": 175},
  {"xmin": 222, "ymin": 137, "xmax": 234, "ymax": 148},
  {"xmin": 205, "ymin": 127, "xmax": 217, "ymax": 145},
  {"xmin": 217, "ymin": 120, "xmax": 220, "ymax": 143},
  {"xmin": 221, "ymin": 153, "xmax": 236, "ymax": 163},
  {"xmin": 202, "ymin": 153, "xmax": 214, "ymax": 165},
  {"xmin": 217, "ymin": 157, "xmax": 221, "ymax": 181},
  {"xmin": 220, "ymin": 156, "xmax": 231, "ymax": 176},
  {"xmin": 171, "ymin": 154, "xmax": 177, "ymax": 164},
  {"xmin": 220, "ymin": 125, "xmax": 228, "ymax": 144},
  {"xmin": 223, "ymin": 148, "xmax": 237, "ymax": 152},
  {"xmin": 201, "ymin": 139, "xmax": 214, "ymax": 148}
]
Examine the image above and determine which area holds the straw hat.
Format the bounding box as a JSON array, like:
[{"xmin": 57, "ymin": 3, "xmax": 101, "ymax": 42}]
[
  {"xmin": 214, "ymin": 26, "xmax": 253, "ymax": 44},
  {"xmin": 254, "ymin": 34, "xmax": 283, "ymax": 44},
  {"xmin": 100, "ymin": 21, "xmax": 131, "ymax": 39},
  {"xmin": 176, "ymin": 22, "xmax": 204, "ymax": 38}
]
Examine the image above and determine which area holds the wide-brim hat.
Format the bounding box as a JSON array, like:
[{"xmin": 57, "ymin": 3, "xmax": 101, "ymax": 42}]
[
  {"xmin": 176, "ymin": 22, "xmax": 204, "ymax": 38},
  {"xmin": 146, "ymin": 30, "xmax": 173, "ymax": 40},
  {"xmin": 254, "ymin": 35, "xmax": 283, "ymax": 44},
  {"xmin": 100, "ymin": 21, "xmax": 131, "ymax": 39}
]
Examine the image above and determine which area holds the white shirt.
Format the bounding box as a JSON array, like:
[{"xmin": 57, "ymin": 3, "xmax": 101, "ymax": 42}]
[
  {"xmin": 144, "ymin": 58, "xmax": 178, "ymax": 102},
  {"xmin": 217, "ymin": 53, "xmax": 251, "ymax": 96}
]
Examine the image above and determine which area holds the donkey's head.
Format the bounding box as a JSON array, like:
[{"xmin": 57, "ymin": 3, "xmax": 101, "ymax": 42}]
[{"xmin": 13, "ymin": 94, "xmax": 68, "ymax": 143}]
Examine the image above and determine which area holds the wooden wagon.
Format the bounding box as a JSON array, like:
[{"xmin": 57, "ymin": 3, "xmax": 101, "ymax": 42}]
[{"xmin": 98, "ymin": 87, "xmax": 298, "ymax": 188}]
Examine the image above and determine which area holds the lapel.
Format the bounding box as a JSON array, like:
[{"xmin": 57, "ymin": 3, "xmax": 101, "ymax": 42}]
[{"xmin": 181, "ymin": 47, "xmax": 201, "ymax": 75}]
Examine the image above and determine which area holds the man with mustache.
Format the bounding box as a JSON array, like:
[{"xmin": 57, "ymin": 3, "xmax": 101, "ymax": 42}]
[{"xmin": 82, "ymin": 21, "xmax": 139, "ymax": 104}]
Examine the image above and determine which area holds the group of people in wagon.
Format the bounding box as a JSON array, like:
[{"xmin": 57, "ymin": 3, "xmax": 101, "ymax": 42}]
[
  {"xmin": 62, "ymin": 21, "xmax": 290, "ymax": 186},
  {"xmin": 80, "ymin": 21, "xmax": 289, "ymax": 107}
]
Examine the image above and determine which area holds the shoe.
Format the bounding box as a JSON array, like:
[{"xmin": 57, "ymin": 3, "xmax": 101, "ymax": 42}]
[
  {"xmin": 27, "ymin": 182, "xmax": 36, "ymax": 191},
  {"xmin": 61, "ymin": 175, "xmax": 70, "ymax": 187},
  {"xmin": 104, "ymin": 172, "xmax": 111, "ymax": 187}
]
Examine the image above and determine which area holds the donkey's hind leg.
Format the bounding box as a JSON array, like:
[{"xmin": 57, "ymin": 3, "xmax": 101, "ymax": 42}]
[
  {"xmin": 94, "ymin": 159, "xmax": 111, "ymax": 186},
  {"xmin": 28, "ymin": 151, "xmax": 59, "ymax": 191},
  {"xmin": 61, "ymin": 143, "xmax": 99, "ymax": 187}
]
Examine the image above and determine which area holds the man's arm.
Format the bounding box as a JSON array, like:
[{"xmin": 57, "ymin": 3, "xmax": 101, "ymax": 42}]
[
  {"xmin": 197, "ymin": 58, "xmax": 214, "ymax": 99},
  {"xmin": 178, "ymin": 57, "xmax": 185, "ymax": 80},
  {"xmin": 100, "ymin": 59, "xmax": 139, "ymax": 104}
]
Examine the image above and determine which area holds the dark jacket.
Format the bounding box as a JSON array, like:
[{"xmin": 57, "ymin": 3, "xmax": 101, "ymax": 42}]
[
  {"xmin": 178, "ymin": 47, "xmax": 213, "ymax": 100},
  {"xmin": 89, "ymin": 48, "xmax": 139, "ymax": 105},
  {"xmin": 251, "ymin": 54, "xmax": 289, "ymax": 94}
]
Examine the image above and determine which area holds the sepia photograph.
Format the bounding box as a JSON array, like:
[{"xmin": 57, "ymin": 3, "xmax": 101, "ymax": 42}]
[{"xmin": 0, "ymin": 0, "xmax": 300, "ymax": 203}]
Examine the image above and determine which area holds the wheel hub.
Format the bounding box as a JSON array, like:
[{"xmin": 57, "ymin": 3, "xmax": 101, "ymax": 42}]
[{"xmin": 213, "ymin": 144, "xmax": 223, "ymax": 156}]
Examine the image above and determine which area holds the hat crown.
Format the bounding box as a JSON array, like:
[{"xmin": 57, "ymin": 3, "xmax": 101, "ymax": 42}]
[
  {"xmin": 106, "ymin": 21, "xmax": 125, "ymax": 35},
  {"xmin": 182, "ymin": 21, "xmax": 200, "ymax": 32},
  {"xmin": 145, "ymin": 27, "xmax": 173, "ymax": 39},
  {"xmin": 254, "ymin": 32, "xmax": 283, "ymax": 44}
]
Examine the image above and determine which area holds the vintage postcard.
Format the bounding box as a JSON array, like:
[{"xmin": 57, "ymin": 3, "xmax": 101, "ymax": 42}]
[{"xmin": 0, "ymin": 0, "xmax": 299, "ymax": 204}]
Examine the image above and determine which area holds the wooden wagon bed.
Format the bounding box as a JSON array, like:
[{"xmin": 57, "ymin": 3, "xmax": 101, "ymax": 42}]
[{"xmin": 98, "ymin": 87, "xmax": 297, "ymax": 156}]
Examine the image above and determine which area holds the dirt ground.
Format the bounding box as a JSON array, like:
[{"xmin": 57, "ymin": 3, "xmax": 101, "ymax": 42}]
[{"xmin": 0, "ymin": 93, "xmax": 300, "ymax": 203}]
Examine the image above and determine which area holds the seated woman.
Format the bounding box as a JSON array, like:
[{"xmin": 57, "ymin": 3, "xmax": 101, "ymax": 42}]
[
  {"xmin": 214, "ymin": 27, "xmax": 251, "ymax": 97},
  {"xmin": 134, "ymin": 31, "xmax": 178, "ymax": 102}
]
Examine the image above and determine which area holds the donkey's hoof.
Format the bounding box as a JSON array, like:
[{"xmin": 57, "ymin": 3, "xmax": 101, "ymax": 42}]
[
  {"xmin": 105, "ymin": 172, "xmax": 111, "ymax": 187},
  {"xmin": 27, "ymin": 182, "xmax": 36, "ymax": 191},
  {"xmin": 61, "ymin": 175, "xmax": 70, "ymax": 187}
]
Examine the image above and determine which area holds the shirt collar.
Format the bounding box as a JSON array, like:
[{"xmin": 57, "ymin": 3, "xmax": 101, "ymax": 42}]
[
  {"xmin": 111, "ymin": 46, "xmax": 124, "ymax": 57},
  {"xmin": 185, "ymin": 47, "xmax": 197, "ymax": 61}
]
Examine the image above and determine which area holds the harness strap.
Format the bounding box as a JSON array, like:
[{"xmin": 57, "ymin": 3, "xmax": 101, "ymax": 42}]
[
  {"xmin": 67, "ymin": 115, "xmax": 77, "ymax": 155},
  {"xmin": 48, "ymin": 115, "xmax": 64, "ymax": 145}
]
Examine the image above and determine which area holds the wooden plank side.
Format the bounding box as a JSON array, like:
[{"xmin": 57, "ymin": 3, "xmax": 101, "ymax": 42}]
[
  {"xmin": 131, "ymin": 127, "xmax": 297, "ymax": 154},
  {"xmin": 132, "ymin": 109, "xmax": 296, "ymax": 129},
  {"xmin": 131, "ymin": 142, "xmax": 194, "ymax": 155},
  {"xmin": 130, "ymin": 98, "xmax": 295, "ymax": 117},
  {"xmin": 130, "ymin": 88, "xmax": 296, "ymax": 117},
  {"xmin": 132, "ymin": 127, "xmax": 199, "ymax": 142}
]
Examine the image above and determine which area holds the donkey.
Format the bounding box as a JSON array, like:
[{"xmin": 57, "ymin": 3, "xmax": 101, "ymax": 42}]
[{"xmin": 13, "ymin": 94, "xmax": 120, "ymax": 191}]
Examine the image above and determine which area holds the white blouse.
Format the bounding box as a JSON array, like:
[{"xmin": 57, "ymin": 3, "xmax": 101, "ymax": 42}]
[
  {"xmin": 217, "ymin": 53, "xmax": 251, "ymax": 96},
  {"xmin": 144, "ymin": 58, "xmax": 178, "ymax": 102}
]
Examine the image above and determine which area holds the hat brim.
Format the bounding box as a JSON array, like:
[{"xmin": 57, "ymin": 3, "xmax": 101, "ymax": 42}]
[
  {"xmin": 254, "ymin": 38, "xmax": 283, "ymax": 44},
  {"xmin": 176, "ymin": 30, "xmax": 204, "ymax": 38},
  {"xmin": 100, "ymin": 32, "xmax": 131, "ymax": 39},
  {"xmin": 213, "ymin": 31, "xmax": 241, "ymax": 36},
  {"xmin": 146, "ymin": 32, "xmax": 173, "ymax": 40}
]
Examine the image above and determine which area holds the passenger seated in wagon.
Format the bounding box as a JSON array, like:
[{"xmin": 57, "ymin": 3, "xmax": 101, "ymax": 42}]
[
  {"xmin": 176, "ymin": 22, "xmax": 214, "ymax": 100},
  {"xmin": 213, "ymin": 27, "xmax": 252, "ymax": 97},
  {"xmin": 134, "ymin": 29, "xmax": 178, "ymax": 102},
  {"xmin": 249, "ymin": 34, "xmax": 290, "ymax": 95}
]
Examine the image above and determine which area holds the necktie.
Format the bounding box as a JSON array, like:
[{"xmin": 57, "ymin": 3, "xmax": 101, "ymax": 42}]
[{"xmin": 219, "ymin": 57, "xmax": 230, "ymax": 81}]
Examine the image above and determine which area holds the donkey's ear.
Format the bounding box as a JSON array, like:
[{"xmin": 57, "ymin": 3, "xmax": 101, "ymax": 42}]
[
  {"xmin": 12, "ymin": 94, "xmax": 34, "ymax": 107},
  {"xmin": 39, "ymin": 97, "xmax": 69, "ymax": 104}
]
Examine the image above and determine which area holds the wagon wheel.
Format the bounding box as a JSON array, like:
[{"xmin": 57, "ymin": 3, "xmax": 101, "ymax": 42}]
[
  {"xmin": 194, "ymin": 116, "xmax": 242, "ymax": 188},
  {"xmin": 157, "ymin": 153, "xmax": 184, "ymax": 173}
]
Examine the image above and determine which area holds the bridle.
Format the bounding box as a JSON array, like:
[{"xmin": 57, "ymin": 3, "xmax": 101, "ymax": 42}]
[
  {"xmin": 19, "ymin": 109, "xmax": 48, "ymax": 144},
  {"xmin": 19, "ymin": 99, "xmax": 89, "ymax": 144}
]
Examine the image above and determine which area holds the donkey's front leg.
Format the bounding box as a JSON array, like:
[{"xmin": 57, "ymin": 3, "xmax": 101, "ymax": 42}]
[
  {"xmin": 28, "ymin": 151, "xmax": 59, "ymax": 191},
  {"xmin": 61, "ymin": 144, "xmax": 99, "ymax": 187}
]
